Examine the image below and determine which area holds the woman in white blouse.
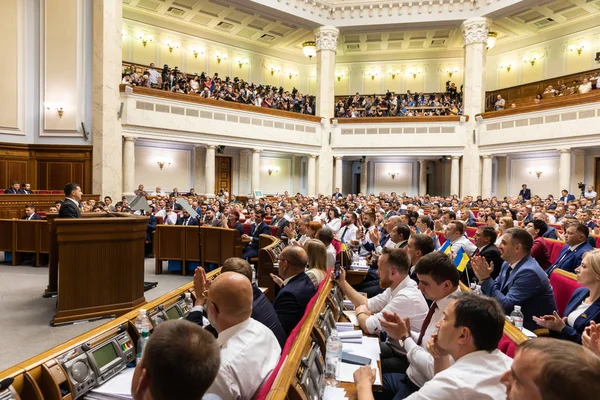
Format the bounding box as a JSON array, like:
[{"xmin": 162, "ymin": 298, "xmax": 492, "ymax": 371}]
[
  {"xmin": 304, "ymin": 239, "xmax": 329, "ymax": 289},
  {"xmin": 533, "ymin": 249, "xmax": 600, "ymax": 343},
  {"xmin": 324, "ymin": 208, "xmax": 342, "ymax": 234}
]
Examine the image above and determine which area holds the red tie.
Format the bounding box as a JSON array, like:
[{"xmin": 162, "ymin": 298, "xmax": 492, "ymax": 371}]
[{"xmin": 417, "ymin": 302, "xmax": 438, "ymax": 346}]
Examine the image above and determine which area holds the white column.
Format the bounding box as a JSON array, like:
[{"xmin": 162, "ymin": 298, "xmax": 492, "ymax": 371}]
[
  {"xmin": 194, "ymin": 146, "xmax": 206, "ymax": 195},
  {"xmin": 451, "ymin": 156, "xmax": 460, "ymax": 196},
  {"xmin": 360, "ymin": 160, "xmax": 368, "ymax": 195},
  {"xmin": 307, "ymin": 155, "xmax": 317, "ymax": 197},
  {"xmin": 252, "ymin": 149, "xmax": 261, "ymax": 194},
  {"xmin": 314, "ymin": 26, "xmax": 339, "ymax": 196},
  {"xmin": 205, "ymin": 145, "xmax": 216, "ymax": 197},
  {"xmin": 334, "ymin": 156, "xmax": 344, "ymax": 193},
  {"xmin": 92, "ymin": 0, "xmax": 123, "ymax": 199},
  {"xmin": 481, "ymin": 155, "xmax": 493, "ymax": 199},
  {"xmin": 239, "ymin": 150, "xmax": 251, "ymax": 195},
  {"xmin": 559, "ymin": 148, "xmax": 572, "ymax": 194},
  {"xmin": 460, "ymin": 17, "xmax": 491, "ymax": 197},
  {"xmin": 418, "ymin": 159, "xmax": 428, "ymax": 195},
  {"xmin": 122, "ymin": 136, "xmax": 135, "ymax": 194}
]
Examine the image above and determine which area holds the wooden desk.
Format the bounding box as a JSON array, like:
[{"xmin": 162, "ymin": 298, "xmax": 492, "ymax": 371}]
[
  {"xmin": 0, "ymin": 194, "xmax": 99, "ymax": 219},
  {"xmin": 346, "ymin": 269, "xmax": 368, "ymax": 286}
]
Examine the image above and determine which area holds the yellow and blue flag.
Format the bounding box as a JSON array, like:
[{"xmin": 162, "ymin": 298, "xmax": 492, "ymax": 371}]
[
  {"xmin": 439, "ymin": 240, "xmax": 452, "ymax": 254},
  {"xmin": 454, "ymin": 247, "xmax": 470, "ymax": 272}
]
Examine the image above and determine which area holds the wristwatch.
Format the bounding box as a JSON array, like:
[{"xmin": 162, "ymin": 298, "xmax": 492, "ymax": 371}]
[{"xmin": 399, "ymin": 334, "xmax": 410, "ymax": 346}]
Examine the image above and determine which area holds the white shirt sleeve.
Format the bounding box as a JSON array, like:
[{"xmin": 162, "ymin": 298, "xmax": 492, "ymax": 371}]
[
  {"xmin": 207, "ymin": 366, "xmax": 241, "ymax": 400},
  {"xmin": 405, "ymin": 338, "xmax": 436, "ymax": 383},
  {"xmin": 327, "ymin": 218, "xmax": 342, "ymax": 233}
]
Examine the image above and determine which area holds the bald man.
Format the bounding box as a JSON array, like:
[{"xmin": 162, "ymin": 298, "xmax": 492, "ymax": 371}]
[
  {"xmin": 203, "ymin": 272, "xmax": 281, "ymax": 400},
  {"xmin": 273, "ymin": 246, "xmax": 317, "ymax": 335}
]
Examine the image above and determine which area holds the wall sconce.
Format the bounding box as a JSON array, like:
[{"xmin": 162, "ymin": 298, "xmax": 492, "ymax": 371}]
[
  {"xmin": 137, "ymin": 33, "xmax": 153, "ymax": 47},
  {"xmin": 335, "ymin": 72, "xmax": 345, "ymax": 81},
  {"xmin": 366, "ymin": 71, "xmax": 379, "ymax": 80},
  {"xmin": 500, "ymin": 63, "xmax": 513, "ymax": 72},
  {"xmin": 407, "ymin": 68, "xmax": 422, "ymax": 79},
  {"xmin": 288, "ymin": 71, "xmax": 298, "ymax": 79},
  {"xmin": 267, "ymin": 166, "xmax": 280, "ymax": 176},
  {"xmin": 529, "ymin": 170, "xmax": 543, "ymax": 179},
  {"xmin": 215, "ymin": 52, "xmax": 227, "ymax": 63},
  {"xmin": 236, "ymin": 57, "xmax": 249, "ymax": 68},
  {"xmin": 568, "ymin": 42, "xmax": 585, "ymax": 55},
  {"xmin": 523, "ymin": 55, "xmax": 538, "ymax": 66},
  {"xmin": 192, "ymin": 48, "xmax": 204, "ymax": 58},
  {"xmin": 45, "ymin": 103, "xmax": 64, "ymax": 118},
  {"xmin": 157, "ymin": 160, "xmax": 171, "ymax": 170},
  {"xmin": 388, "ymin": 69, "xmax": 400, "ymax": 79},
  {"xmin": 165, "ymin": 40, "xmax": 180, "ymax": 53},
  {"xmin": 270, "ymin": 66, "xmax": 281, "ymax": 76},
  {"xmin": 311, "ymin": 72, "xmax": 317, "ymax": 79},
  {"xmin": 388, "ymin": 171, "xmax": 400, "ymax": 179},
  {"xmin": 445, "ymin": 67, "xmax": 459, "ymax": 77}
]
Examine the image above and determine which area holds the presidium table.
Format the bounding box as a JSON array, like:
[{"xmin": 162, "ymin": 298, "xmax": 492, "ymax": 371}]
[{"xmin": 45, "ymin": 213, "xmax": 148, "ymax": 325}]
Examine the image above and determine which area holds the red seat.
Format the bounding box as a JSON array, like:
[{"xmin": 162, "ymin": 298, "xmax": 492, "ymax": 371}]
[
  {"xmin": 497, "ymin": 334, "xmax": 519, "ymax": 358},
  {"xmin": 594, "ymin": 235, "xmax": 600, "ymax": 249},
  {"xmin": 476, "ymin": 222, "xmax": 486, "ymax": 227},
  {"xmin": 51, "ymin": 190, "xmax": 62, "ymax": 194},
  {"xmin": 436, "ymin": 232, "xmax": 447, "ymax": 246},
  {"xmin": 38, "ymin": 190, "xmax": 50, "ymax": 194},
  {"xmin": 549, "ymin": 268, "xmax": 581, "ymax": 316},
  {"xmin": 331, "ymin": 239, "xmax": 342, "ymax": 254},
  {"xmin": 156, "ymin": 216, "xmax": 164, "ymax": 225},
  {"xmin": 242, "ymin": 224, "xmax": 251, "ymax": 235},
  {"xmin": 269, "ymin": 226, "xmax": 280, "ymax": 237},
  {"xmin": 466, "ymin": 227, "xmax": 477, "ymax": 238},
  {"xmin": 472, "ymin": 210, "xmax": 479, "ymax": 219},
  {"xmin": 544, "ymin": 239, "xmax": 566, "ymax": 265}
]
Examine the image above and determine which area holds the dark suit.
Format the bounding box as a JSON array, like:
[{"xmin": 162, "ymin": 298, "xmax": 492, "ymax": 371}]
[
  {"xmin": 273, "ymin": 272, "xmax": 316, "ymax": 335},
  {"xmin": 552, "ymin": 288, "xmax": 600, "ymax": 344},
  {"xmin": 22, "ymin": 213, "xmax": 41, "ymax": 221},
  {"xmin": 176, "ymin": 216, "xmax": 199, "ymax": 226},
  {"xmin": 480, "ymin": 256, "xmax": 556, "ymax": 331},
  {"xmin": 332, "ymin": 192, "xmax": 343, "ymax": 200},
  {"xmin": 560, "ymin": 194, "xmax": 576, "ymax": 203},
  {"xmin": 519, "ymin": 188, "xmax": 531, "ymax": 200},
  {"xmin": 18, "ymin": 189, "xmax": 32, "ymax": 194},
  {"xmin": 549, "ymin": 242, "xmax": 594, "ymax": 273},
  {"xmin": 58, "ymin": 199, "xmax": 81, "ymax": 218},
  {"xmin": 145, "ymin": 215, "xmax": 157, "ymax": 256},
  {"xmin": 242, "ymin": 221, "xmax": 270, "ymax": 259},
  {"xmin": 542, "ymin": 226, "xmax": 558, "ymax": 240},
  {"xmin": 586, "ymin": 220, "xmax": 598, "ymax": 230},
  {"xmin": 463, "ymin": 244, "xmax": 503, "ymax": 285},
  {"xmin": 228, "ymin": 221, "xmax": 244, "ymax": 236},
  {"xmin": 270, "ymin": 217, "xmax": 289, "ymax": 237},
  {"xmin": 251, "ymin": 284, "xmax": 287, "ymax": 348},
  {"xmin": 3, "ymin": 188, "xmax": 18, "ymax": 194}
]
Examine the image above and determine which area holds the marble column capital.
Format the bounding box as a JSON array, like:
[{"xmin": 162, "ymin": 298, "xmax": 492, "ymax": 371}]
[
  {"xmin": 252, "ymin": 148, "xmax": 262, "ymax": 154},
  {"xmin": 451, "ymin": 155, "xmax": 461, "ymax": 160},
  {"xmin": 206, "ymin": 145, "xmax": 216, "ymax": 150},
  {"xmin": 558, "ymin": 148, "xmax": 572, "ymax": 154},
  {"xmin": 460, "ymin": 17, "xmax": 492, "ymax": 46},
  {"xmin": 123, "ymin": 136, "xmax": 136, "ymax": 142},
  {"xmin": 314, "ymin": 26, "xmax": 339, "ymax": 52},
  {"xmin": 240, "ymin": 149, "xmax": 252, "ymax": 156},
  {"xmin": 481, "ymin": 154, "xmax": 493, "ymax": 159},
  {"xmin": 335, "ymin": 156, "xmax": 343, "ymax": 161},
  {"xmin": 309, "ymin": 154, "xmax": 318, "ymax": 159}
]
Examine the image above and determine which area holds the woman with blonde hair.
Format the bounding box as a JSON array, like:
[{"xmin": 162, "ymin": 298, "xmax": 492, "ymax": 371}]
[
  {"xmin": 304, "ymin": 239, "xmax": 329, "ymax": 289},
  {"xmin": 534, "ymin": 249, "xmax": 600, "ymax": 343},
  {"xmin": 495, "ymin": 216, "xmax": 514, "ymax": 246}
]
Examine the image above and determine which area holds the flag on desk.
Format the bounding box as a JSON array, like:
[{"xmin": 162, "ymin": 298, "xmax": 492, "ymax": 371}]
[
  {"xmin": 439, "ymin": 240, "xmax": 452, "ymax": 254},
  {"xmin": 454, "ymin": 248, "xmax": 470, "ymax": 272}
]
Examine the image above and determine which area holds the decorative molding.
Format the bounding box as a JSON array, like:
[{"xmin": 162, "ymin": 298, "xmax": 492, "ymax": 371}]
[
  {"xmin": 461, "ymin": 17, "xmax": 492, "ymax": 46},
  {"xmin": 314, "ymin": 26, "xmax": 339, "ymax": 52}
]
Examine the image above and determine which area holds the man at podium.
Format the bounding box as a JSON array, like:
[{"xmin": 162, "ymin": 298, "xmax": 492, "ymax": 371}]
[{"xmin": 58, "ymin": 183, "xmax": 82, "ymax": 218}]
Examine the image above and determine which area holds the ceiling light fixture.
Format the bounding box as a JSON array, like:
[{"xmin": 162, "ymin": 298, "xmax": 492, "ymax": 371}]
[
  {"xmin": 302, "ymin": 41, "xmax": 317, "ymax": 59},
  {"xmin": 487, "ymin": 32, "xmax": 497, "ymax": 49}
]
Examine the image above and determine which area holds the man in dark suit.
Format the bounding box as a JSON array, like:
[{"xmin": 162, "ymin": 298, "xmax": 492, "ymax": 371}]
[
  {"xmin": 4, "ymin": 181, "xmax": 20, "ymax": 194},
  {"xmin": 519, "ymin": 184, "xmax": 531, "ymax": 201},
  {"xmin": 22, "ymin": 204, "xmax": 41, "ymax": 220},
  {"xmin": 176, "ymin": 210, "xmax": 199, "ymax": 226},
  {"xmin": 273, "ymin": 246, "xmax": 316, "ymax": 335},
  {"xmin": 559, "ymin": 189, "xmax": 576, "ymax": 203},
  {"xmin": 18, "ymin": 183, "xmax": 33, "ymax": 194},
  {"xmin": 581, "ymin": 210, "xmax": 598, "ymax": 230},
  {"xmin": 269, "ymin": 207, "xmax": 289, "ymax": 237},
  {"xmin": 241, "ymin": 209, "xmax": 270, "ymax": 259},
  {"xmin": 145, "ymin": 208, "xmax": 157, "ymax": 257},
  {"xmin": 473, "ymin": 227, "xmax": 556, "ymax": 331},
  {"xmin": 332, "ymin": 187, "xmax": 343, "ymax": 200},
  {"xmin": 549, "ymin": 222, "xmax": 594, "ymax": 274},
  {"xmin": 462, "ymin": 226, "xmax": 503, "ymax": 285},
  {"xmin": 58, "ymin": 183, "xmax": 82, "ymax": 218}
]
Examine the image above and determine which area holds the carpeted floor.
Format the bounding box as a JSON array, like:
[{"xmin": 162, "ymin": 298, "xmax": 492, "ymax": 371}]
[{"xmin": 0, "ymin": 253, "xmax": 191, "ymax": 372}]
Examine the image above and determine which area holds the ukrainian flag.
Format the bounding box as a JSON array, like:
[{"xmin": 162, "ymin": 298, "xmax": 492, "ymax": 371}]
[
  {"xmin": 454, "ymin": 247, "xmax": 470, "ymax": 272},
  {"xmin": 439, "ymin": 240, "xmax": 452, "ymax": 254}
]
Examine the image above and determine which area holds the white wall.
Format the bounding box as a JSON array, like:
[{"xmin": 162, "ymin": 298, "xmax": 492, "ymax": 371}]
[
  {"xmin": 134, "ymin": 144, "xmax": 192, "ymax": 192},
  {"xmin": 509, "ymin": 156, "xmax": 559, "ymax": 198},
  {"xmin": 371, "ymin": 162, "xmax": 413, "ymax": 195},
  {"xmin": 258, "ymin": 156, "xmax": 292, "ymax": 195}
]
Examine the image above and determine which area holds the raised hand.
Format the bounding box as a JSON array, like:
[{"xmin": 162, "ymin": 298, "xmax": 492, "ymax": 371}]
[
  {"xmin": 471, "ymin": 255, "xmax": 494, "ymax": 281},
  {"xmin": 379, "ymin": 311, "xmax": 410, "ymax": 340},
  {"xmin": 426, "ymin": 333, "xmax": 449, "ymax": 359},
  {"xmin": 532, "ymin": 311, "xmax": 567, "ymax": 332},
  {"xmin": 270, "ymin": 273, "xmax": 285, "ymax": 288},
  {"xmin": 193, "ymin": 267, "xmax": 210, "ymax": 306}
]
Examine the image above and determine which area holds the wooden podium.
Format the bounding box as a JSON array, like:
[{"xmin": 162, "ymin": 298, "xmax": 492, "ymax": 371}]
[{"xmin": 46, "ymin": 213, "xmax": 148, "ymax": 325}]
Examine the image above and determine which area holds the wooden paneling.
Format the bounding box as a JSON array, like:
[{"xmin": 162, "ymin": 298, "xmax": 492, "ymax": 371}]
[
  {"xmin": 215, "ymin": 156, "xmax": 231, "ymax": 196},
  {"xmin": 0, "ymin": 143, "xmax": 92, "ymax": 192},
  {"xmin": 0, "ymin": 194, "xmax": 100, "ymax": 220}
]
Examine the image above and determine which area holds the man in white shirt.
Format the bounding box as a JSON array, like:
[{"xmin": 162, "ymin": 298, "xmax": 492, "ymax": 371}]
[
  {"xmin": 334, "ymin": 248, "xmax": 428, "ymax": 372},
  {"xmin": 444, "ymin": 220, "xmax": 477, "ymax": 256},
  {"xmin": 354, "ymin": 292, "xmax": 512, "ymax": 400},
  {"xmin": 156, "ymin": 204, "xmax": 177, "ymax": 225},
  {"xmin": 203, "ymin": 272, "xmax": 281, "ymax": 400},
  {"xmin": 154, "ymin": 186, "xmax": 166, "ymax": 196},
  {"xmin": 147, "ymin": 63, "xmax": 160, "ymax": 87},
  {"xmin": 337, "ymin": 212, "xmax": 358, "ymax": 244},
  {"xmin": 579, "ymin": 78, "xmax": 592, "ymax": 94},
  {"xmin": 355, "ymin": 211, "xmax": 377, "ymax": 256},
  {"xmin": 584, "ymin": 185, "xmax": 597, "ymax": 202},
  {"xmin": 316, "ymin": 227, "xmax": 337, "ymax": 268}
]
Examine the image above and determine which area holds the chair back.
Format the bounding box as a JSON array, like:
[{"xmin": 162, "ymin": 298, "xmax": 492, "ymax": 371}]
[{"xmin": 549, "ymin": 268, "xmax": 582, "ymax": 316}]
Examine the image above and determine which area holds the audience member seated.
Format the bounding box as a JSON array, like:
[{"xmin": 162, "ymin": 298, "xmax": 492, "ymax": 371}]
[
  {"xmin": 548, "ymin": 222, "xmax": 593, "ymax": 274},
  {"xmin": 473, "ymin": 228, "xmax": 556, "ymax": 331},
  {"xmin": 4, "ymin": 181, "xmax": 20, "ymax": 194},
  {"xmin": 18, "ymin": 182, "xmax": 33, "ymax": 194},
  {"xmin": 273, "ymin": 246, "xmax": 316, "ymax": 335},
  {"xmin": 533, "ymin": 212, "xmax": 558, "ymax": 239},
  {"xmin": 22, "ymin": 204, "xmax": 41, "ymax": 220},
  {"xmin": 176, "ymin": 209, "xmax": 199, "ymax": 226},
  {"xmin": 463, "ymin": 226, "xmax": 503, "ymax": 284},
  {"xmin": 495, "ymin": 216, "xmax": 514, "ymax": 245},
  {"xmin": 131, "ymin": 320, "xmax": 221, "ymax": 400},
  {"xmin": 334, "ymin": 248, "xmax": 428, "ymax": 373},
  {"xmin": 202, "ymin": 271, "xmax": 281, "ymax": 399},
  {"xmin": 156, "ymin": 204, "xmax": 177, "ymax": 225},
  {"xmin": 337, "ymin": 212, "xmax": 358, "ymax": 244},
  {"xmin": 269, "ymin": 207, "xmax": 289, "ymax": 236},
  {"xmin": 304, "ymin": 239, "xmax": 329, "ymax": 288},
  {"xmin": 533, "ymin": 250, "xmax": 600, "ymax": 343},
  {"xmin": 241, "ymin": 209, "xmax": 270, "ymax": 260},
  {"xmin": 225, "ymin": 210, "xmax": 244, "ymax": 235},
  {"xmin": 316, "ymin": 227, "xmax": 336, "ymax": 268},
  {"xmin": 501, "ymin": 338, "xmax": 600, "ymax": 400},
  {"xmin": 525, "ymin": 220, "xmax": 551, "ymax": 271},
  {"xmin": 444, "ymin": 221, "xmax": 477, "ymax": 256},
  {"xmin": 406, "ymin": 234, "xmax": 435, "ymax": 282},
  {"xmin": 354, "ymin": 292, "xmax": 511, "ymax": 399}
]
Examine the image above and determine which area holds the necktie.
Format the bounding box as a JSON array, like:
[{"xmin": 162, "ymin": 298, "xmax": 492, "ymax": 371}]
[
  {"xmin": 184, "ymin": 218, "xmax": 189, "ymax": 226},
  {"xmin": 416, "ymin": 302, "xmax": 438, "ymax": 346},
  {"xmin": 340, "ymin": 226, "xmax": 348, "ymax": 241},
  {"xmin": 473, "ymin": 248, "xmax": 480, "ymax": 257}
]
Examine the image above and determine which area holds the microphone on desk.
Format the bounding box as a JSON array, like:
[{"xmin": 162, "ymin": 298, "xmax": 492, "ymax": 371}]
[{"xmin": 0, "ymin": 377, "xmax": 14, "ymax": 391}]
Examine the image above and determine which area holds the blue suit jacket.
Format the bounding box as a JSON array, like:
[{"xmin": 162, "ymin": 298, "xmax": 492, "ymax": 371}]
[
  {"xmin": 553, "ymin": 288, "xmax": 600, "ymax": 344},
  {"xmin": 542, "ymin": 226, "xmax": 558, "ymax": 240},
  {"xmin": 551, "ymin": 242, "xmax": 594, "ymax": 273},
  {"xmin": 519, "ymin": 188, "xmax": 531, "ymax": 200},
  {"xmin": 248, "ymin": 221, "xmax": 271, "ymax": 248},
  {"xmin": 481, "ymin": 256, "xmax": 556, "ymax": 331},
  {"xmin": 252, "ymin": 284, "xmax": 287, "ymax": 349},
  {"xmin": 273, "ymin": 272, "xmax": 316, "ymax": 336},
  {"xmin": 560, "ymin": 194, "xmax": 576, "ymax": 203}
]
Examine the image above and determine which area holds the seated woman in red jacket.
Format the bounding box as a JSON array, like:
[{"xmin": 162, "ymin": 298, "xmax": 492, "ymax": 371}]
[
  {"xmin": 534, "ymin": 250, "xmax": 600, "ymax": 343},
  {"xmin": 525, "ymin": 219, "xmax": 551, "ymax": 270}
]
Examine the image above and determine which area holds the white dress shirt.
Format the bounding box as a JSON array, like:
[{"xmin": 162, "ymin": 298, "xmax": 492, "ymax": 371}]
[
  {"xmin": 156, "ymin": 210, "xmax": 177, "ymax": 225},
  {"xmin": 326, "ymin": 244, "xmax": 336, "ymax": 269},
  {"xmin": 406, "ymin": 349, "xmax": 512, "ymax": 400},
  {"xmin": 366, "ymin": 276, "xmax": 428, "ymax": 353},
  {"xmin": 450, "ymin": 235, "xmax": 477, "ymax": 257},
  {"xmin": 206, "ymin": 318, "xmax": 281, "ymax": 400},
  {"xmin": 338, "ymin": 223, "xmax": 358, "ymax": 244},
  {"xmin": 404, "ymin": 288, "xmax": 462, "ymax": 387},
  {"xmin": 326, "ymin": 218, "xmax": 342, "ymax": 233}
]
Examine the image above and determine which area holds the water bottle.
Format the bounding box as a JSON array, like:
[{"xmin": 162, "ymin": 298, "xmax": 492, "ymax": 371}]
[
  {"xmin": 136, "ymin": 328, "xmax": 150, "ymax": 364},
  {"xmin": 252, "ymin": 267, "xmax": 257, "ymax": 284},
  {"xmin": 184, "ymin": 293, "xmax": 193, "ymax": 314},
  {"xmin": 510, "ymin": 306, "xmax": 524, "ymax": 330},
  {"xmin": 475, "ymin": 285, "xmax": 482, "ymax": 296},
  {"xmin": 324, "ymin": 330, "xmax": 343, "ymax": 386},
  {"xmin": 470, "ymin": 283, "xmax": 476, "ymax": 292},
  {"xmin": 135, "ymin": 309, "xmax": 151, "ymax": 334}
]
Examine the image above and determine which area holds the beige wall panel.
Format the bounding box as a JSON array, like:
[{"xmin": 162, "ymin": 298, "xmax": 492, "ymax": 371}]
[
  {"xmin": 510, "ymin": 157, "xmax": 559, "ymax": 198},
  {"xmin": 0, "ymin": 0, "xmax": 19, "ymax": 131},
  {"xmin": 373, "ymin": 163, "xmax": 412, "ymax": 195},
  {"xmin": 135, "ymin": 146, "xmax": 191, "ymax": 190},
  {"xmin": 159, "ymin": 45, "xmax": 180, "ymax": 70},
  {"xmin": 363, "ymin": 76, "xmax": 380, "ymax": 94},
  {"xmin": 260, "ymin": 157, "xmax": 292, "ymax": 194},
  {"xmin": 131, "ymin": 40, "xmax": 156, "ymax": 67}
]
